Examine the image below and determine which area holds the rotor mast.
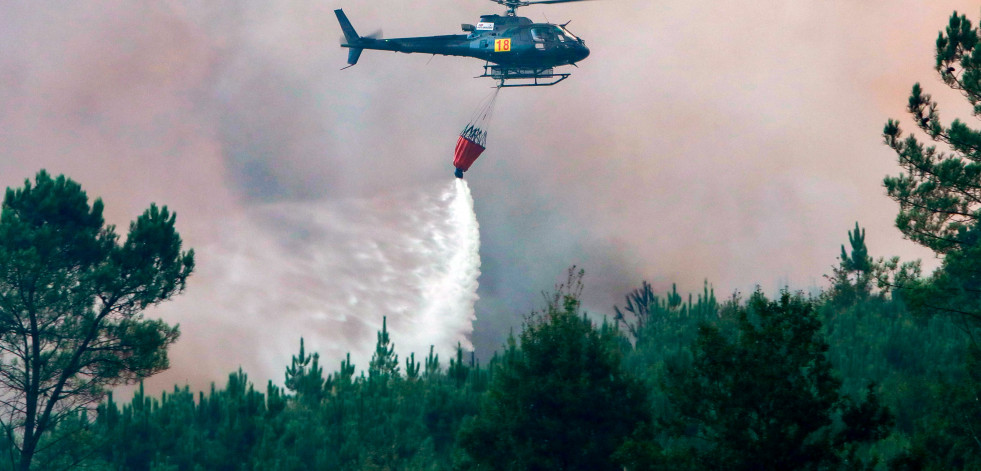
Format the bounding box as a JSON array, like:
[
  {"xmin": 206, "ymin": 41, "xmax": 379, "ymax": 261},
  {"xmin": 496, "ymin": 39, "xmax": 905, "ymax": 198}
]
[{"xmin": 497, "ymin": 0, "xmax": 525, "ymax": 16}]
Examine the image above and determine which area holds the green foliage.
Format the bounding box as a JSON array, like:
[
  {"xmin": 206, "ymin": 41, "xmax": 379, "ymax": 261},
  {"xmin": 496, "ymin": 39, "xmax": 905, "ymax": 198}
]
[
  {"xmin": 35, "ymin": 320, "xmax": 487, "ymax": 470},
  {"xmin": 446, "ymin": 343, "xmax": 470, "ymax": 389},
  {"xmin": 7, "ymin": 10, "xmax": 981, "ymax": 471},
  {"xmin": 826, "ymin": 222, "xmax": 923, "ymax": 308},
  {"xmin": 0, "ymin": 171, "xmax": 193, "ymax": 470},
  {"xmin": 457, "ymin": 268, "xmax": 651, "ymax": 470},
  {"xmin": 829, "ymin": 222, "xmax": 875, "ymax": 305},
  {"xmin": 284, "ymin": 338, "xmax": 325, "ymax": 405},
  {"xmin": 881, "ymin": 11, "xmax": 981, "ymax": 324},
  {"xmin": 615, "ymin": 280, "xmax": 719, "ymax": 347},
  {"xmin": 820, "ymin": 221, "xmax": 960, "ymax": 438},
  {"xmin": 616, "ymin": 274, "xmax": 969, "ymax": 467},
  {"xmin": 661, "ymin": 292, "xmax": 893, "ymax": 470},
  {"xmin": 10, "ymin": 266, "xmax": 973, "ymax": 470},
  {"xmin": 842, "ymin": 222, "xmax": 872, "ymax": 273},
  {"xmin": 616, "ymin": 280, "xmax": 722, "ymax": 422},
  {"xmin": 897, "ymin": 224, "xmax": 981, "ymax": 325},
  {"xmin": 877, "ymin": 15, "xmax": 981, "ymax": 467},
  {"xmin": 368, "ymin": 316, "xmax": 399, "ymax": 380},
  {"xmin": 2, "ymin": 177, "xmax": 973, "ymax": 471},
  {"xmin": 887, "ymin": 343, "xmax": 981, "ymax": 470},
  {"xmin": 882, "ymin": 6, "xmax": 981, "ymax": 255},
  {"xmin": 820, "ymin": 297, "xmax": 966, "ymax": 437}
]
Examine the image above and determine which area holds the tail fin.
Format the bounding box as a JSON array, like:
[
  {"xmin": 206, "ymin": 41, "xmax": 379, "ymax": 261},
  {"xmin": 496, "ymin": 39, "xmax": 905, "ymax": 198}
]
[
  {"xmin": 335, "ymin": 9, "xmax": 361, "ymax": 45},
  {"xmin": 346, "ymin": 48, "xmax": 364, "ymax": 68},
  {"xmin": 335, "ymin": 9, "xmax": 363, "ymax": 68}
]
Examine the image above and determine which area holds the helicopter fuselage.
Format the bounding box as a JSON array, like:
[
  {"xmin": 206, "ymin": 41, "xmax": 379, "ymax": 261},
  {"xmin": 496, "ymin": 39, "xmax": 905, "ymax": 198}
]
[{"xmin": 336, "ymin": 10, "xmax": 589, "ymax": 85}]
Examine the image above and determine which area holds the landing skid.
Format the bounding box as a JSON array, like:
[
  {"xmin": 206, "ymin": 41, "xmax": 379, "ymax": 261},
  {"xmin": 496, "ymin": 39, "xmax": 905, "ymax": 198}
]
[{"xmin": 477, "ymin": 64, "xmax": 571, "ymax": 87}]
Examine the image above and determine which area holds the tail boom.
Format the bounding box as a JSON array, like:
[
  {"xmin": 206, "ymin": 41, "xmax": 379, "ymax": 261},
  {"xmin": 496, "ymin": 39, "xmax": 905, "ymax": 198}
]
[{"xmin": 335, "ymin": 9, "xmax": 478, "ymax": 68}]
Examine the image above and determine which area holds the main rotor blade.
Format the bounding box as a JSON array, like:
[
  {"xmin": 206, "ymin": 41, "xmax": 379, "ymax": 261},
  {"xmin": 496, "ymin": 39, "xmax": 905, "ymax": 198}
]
[
  {"xmin": 489, "ymin": 0, "xmax": 593, "ymax": 13},
  {"xmin": 490, "ymin": 0, "xmax": 592, "ymax": 6},
  {"xmin": 523, "ymin": 0, "xmax": 593, "ymax": 4}
]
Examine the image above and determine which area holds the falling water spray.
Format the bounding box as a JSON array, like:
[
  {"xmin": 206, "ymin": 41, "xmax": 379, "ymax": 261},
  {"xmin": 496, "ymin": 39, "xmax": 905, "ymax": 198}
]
[{"xmin": 151, "ymin": 179, "xmax": 482, "ymax": 389}]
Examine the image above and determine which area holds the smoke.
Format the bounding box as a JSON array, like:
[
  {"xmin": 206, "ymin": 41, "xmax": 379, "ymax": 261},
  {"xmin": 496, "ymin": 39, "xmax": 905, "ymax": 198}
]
[
  {"xmin": 145, "ymin": 178, "xmax": 480, "ymax": 391},
  {"xmin": 3, "ymin": 0, "xmax": 980, "ymax": 389}
]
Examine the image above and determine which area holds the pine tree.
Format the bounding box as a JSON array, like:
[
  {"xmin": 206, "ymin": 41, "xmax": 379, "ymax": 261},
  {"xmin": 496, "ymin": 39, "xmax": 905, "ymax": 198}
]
[
  {"xmin": 368, "ymin": 317, "xmax": 399, "ymax": 380},
  {"xmin": 446, "ymin": 343, "xmax": 469, "ymax": 389},
  {"xmin": 457, "ymin": 269, "xmax": 651, "ymax": 470},
  {"xmin": 423, "ymin": 346, "xmax": 440, "ymax": 380},
  {"xmin": 0, "ymin": 171, "xmax": 193, "ymax": 470},
  {"xmin": 405, "ymin": 353, "xmax": 420, "ymax": 381},
  {"xmin": 829, "ymin": 222, "xmax": 875, "ymax": 305},
  {"xmin": 285, "ymin": 338, "xmax": 326, "ymax": 404},
  {"xmin": 882, "ymin": 11, "xmax": 981, "ymax": 323}
]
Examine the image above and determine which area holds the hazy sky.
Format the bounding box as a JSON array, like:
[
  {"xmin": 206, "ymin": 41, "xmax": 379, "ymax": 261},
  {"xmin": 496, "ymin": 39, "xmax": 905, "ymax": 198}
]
[{"xmin": 2, "ymin": 0, "xmax": 979, "ymax": 394}]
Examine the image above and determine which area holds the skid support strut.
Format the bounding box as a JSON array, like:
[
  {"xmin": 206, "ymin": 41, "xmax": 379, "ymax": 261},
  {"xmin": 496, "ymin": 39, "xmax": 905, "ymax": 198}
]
[{"xmin": 477, "ymin": 64, "xmax": 571, "ymax": 87}]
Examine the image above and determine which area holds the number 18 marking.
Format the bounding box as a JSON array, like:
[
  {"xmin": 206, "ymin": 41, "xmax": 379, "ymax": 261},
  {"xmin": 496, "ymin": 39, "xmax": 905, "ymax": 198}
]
[{"xmin": 494, "ymin": 39, "xmax": 511, "ymax": 52}]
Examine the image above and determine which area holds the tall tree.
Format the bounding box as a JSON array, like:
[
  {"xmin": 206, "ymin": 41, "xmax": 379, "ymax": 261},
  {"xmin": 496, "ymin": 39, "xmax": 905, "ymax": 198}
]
[
  {"xmin": 883, "ymin": 12, "xmax": 981, "ymax": 255},
  {"xmin": 882, "ymin": 11, "xmax": 981, "ymax": 322},
  {"xmin": 284, "ymin": 338, "xmax": 326, "ymax": 405},
  {"xmin": 876, "ymin": 13, "xmax": 981, "ymax": 467},
  {"xmin": 0, "ymin": 171, "xmax": 193, "ymax": 470},
  {"xmin": 457, "ymin": 268, "xmax": 651, "ymax": 470},
  {"xmin": 828, "ymin": 222, "xmax": 876, "ymax": 306},
  {"xmin": 368, "ymin": 316, "xmax": 399, "ymax": 380}
]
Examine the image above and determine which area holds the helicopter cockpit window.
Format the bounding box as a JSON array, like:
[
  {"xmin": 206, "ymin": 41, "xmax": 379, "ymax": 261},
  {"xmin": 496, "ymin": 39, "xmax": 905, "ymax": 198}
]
[{"xmin": 530, "ymin": 27, "xmax": 554, "ymax": 43}]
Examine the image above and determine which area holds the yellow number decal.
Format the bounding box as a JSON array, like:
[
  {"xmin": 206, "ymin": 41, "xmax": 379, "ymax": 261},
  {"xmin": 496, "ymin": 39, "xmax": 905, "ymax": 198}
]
[{"xmin": 494, "ymin": 38, "xmax": 511, "ymax": 52}]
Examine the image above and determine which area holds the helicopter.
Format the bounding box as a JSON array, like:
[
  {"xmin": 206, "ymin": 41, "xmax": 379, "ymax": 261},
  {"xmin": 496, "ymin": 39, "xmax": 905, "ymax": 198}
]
[{"xmin": 335, "ymin": 0, "xmax": 591, "ymax": 87}]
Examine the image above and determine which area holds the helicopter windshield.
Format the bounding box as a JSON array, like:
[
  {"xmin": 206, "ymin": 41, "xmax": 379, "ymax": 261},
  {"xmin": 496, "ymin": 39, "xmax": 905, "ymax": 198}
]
[
  {"xmin": 556, "ymin": 25, "xmax": 579, "ymax": 42},
  {"xmin": 531, "ymin": 25, "xmax": 579, "ymax": 43}
]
